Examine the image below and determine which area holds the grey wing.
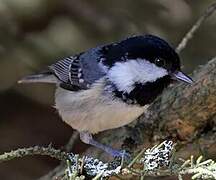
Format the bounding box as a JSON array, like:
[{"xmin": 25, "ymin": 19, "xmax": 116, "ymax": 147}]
[{"xmin": 49, "ymin": 49, "xmax": 106, "ymax": 91}]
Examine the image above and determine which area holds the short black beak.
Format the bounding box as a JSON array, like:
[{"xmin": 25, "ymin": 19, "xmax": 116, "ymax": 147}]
[{"xmin": 171, "ymin": 71, "xmax": 193, "ymax": 84}]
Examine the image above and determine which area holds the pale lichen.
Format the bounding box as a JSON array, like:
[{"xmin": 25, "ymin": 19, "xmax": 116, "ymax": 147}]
[
  {"xmin": 65, "ymin": 153, "xmax": 121, "ymax": 179},
  {"xmin": 140, "ymin": 140, "xmax": 174, "ymax": 171}
]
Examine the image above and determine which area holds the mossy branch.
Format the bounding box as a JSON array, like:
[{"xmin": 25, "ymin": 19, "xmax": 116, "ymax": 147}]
[
  {"xmin": 0, "ymin": 145, "xmax": 68, "ymax": 163},
  {"xmin": 121, "ymin": 141, "xmax": 216, "ymax": 180},
  {"xmin": 61, "ymin": 140, "xmax": 216, "ymax": 179}
]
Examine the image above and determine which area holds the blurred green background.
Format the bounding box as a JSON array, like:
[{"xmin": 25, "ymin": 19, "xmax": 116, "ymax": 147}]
[{"xmin": 0, "ymin": 0, "xmax": 216, "ymax": 179}]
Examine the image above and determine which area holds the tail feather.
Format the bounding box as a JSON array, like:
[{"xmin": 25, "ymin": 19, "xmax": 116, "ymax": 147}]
[{"xmin": 18, "ymin": 72, "xmax": 57, "ymax": 84}]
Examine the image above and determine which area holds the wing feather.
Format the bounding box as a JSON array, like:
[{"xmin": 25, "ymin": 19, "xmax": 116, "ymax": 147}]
[
  {"xmin": 49, "ymin": 56, "xmax": 73, "ymax": 83},
  {"xmin": 49, "ymin": 46, "xmax": 108, "ymax": 91},
  {"xmin": 49, "ymin": 55, "xmax": 89, "ymax": 90}
]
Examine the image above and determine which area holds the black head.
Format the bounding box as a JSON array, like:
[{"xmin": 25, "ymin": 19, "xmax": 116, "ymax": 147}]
[
  {"xmin": 101, "ymin": 34, "xmax": 181, "ymax": 73},
  {"xmin": 100, "ymin": 34, "xmax": 193, "ymax": 106}
]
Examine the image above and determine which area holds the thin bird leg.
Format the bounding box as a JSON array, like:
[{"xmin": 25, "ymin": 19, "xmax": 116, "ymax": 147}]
[{"xmin": 79, "ymin": 132, "xmax": 130, "ymax": 158}]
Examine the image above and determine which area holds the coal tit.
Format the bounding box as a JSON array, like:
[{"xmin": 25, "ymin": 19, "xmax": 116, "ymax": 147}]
[{"xmin": 19, "ymin": 35, "xmax": 193, "ymax": 157}]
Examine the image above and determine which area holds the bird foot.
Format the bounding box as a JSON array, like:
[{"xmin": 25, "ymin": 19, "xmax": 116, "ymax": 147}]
[
  {"xmin": 109, "ymin": 149, "xmax": 131, "ymax": 159},
  {"xmin": 80, "ymin": 132, "xmax": 131, "ymax": 159}
]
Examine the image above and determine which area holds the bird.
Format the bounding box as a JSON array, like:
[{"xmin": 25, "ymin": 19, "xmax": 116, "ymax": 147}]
[{"xmin": 18, "ymin": 34, "xmax": 193, "ymax": 158}]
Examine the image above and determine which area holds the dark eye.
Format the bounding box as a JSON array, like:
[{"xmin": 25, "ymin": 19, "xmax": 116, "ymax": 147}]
[{"xmin": 155, "ymin": 58, "xmax": 165, "ymax": 67}]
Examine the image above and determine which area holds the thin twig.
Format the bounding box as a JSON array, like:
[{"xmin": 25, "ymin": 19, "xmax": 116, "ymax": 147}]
[
  {"xmin": 0, "ymin": 145, "xmax": 68, "ymax": 163},
  {"xmin": 38, "ymin": 132, "xmax": 79, "ymax": 180},
  {"xmin": 168, "ymin": 143, "xmax": 177, "ymax": 169},
  {"xmin": 176, "ymin": 2, "xmax": 216, "ymax": 53},
  {"xmin": 128, "ymin": 148, "xmax": 146, "ymax": 168}
]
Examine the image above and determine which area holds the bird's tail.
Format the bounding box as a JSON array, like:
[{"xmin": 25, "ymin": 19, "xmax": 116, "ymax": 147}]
[{"xmin": 18, "ymin": 71, "xmax": 57, "ymax": 84}]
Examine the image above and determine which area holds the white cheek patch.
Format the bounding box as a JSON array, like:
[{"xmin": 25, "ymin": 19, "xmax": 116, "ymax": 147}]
[{"xmin": 107, "ymin": 59, "xmax": 168, "ymax": 93}]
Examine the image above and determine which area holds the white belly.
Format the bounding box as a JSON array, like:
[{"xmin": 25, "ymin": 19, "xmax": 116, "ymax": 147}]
[{"xmin": 55, "ymin": 79, "xmax": 147, "ymax": 134}]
